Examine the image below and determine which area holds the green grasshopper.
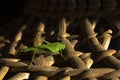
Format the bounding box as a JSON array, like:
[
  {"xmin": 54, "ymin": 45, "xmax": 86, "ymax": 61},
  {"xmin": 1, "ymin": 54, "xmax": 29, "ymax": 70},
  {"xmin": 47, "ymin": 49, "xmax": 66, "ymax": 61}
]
[
  {"xmin": 23, "ymin": 41, "xmax": 65, "ymax": 55},
  {"xmin": 22, "ymin": 41, "xmax": 65, "ymax": 68}
]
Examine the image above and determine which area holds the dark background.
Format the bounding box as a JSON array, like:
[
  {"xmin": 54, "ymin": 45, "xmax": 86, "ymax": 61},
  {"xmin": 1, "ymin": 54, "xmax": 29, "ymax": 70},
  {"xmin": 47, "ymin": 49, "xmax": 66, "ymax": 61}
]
[{"xmin": 0, "ymin": 0, "xmax": 25, "ymax": 25}]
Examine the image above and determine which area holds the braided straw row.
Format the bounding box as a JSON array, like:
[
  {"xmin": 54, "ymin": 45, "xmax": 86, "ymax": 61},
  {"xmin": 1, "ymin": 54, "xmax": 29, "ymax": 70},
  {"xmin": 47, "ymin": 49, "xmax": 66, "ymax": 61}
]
[{"xmin": 24, "ymin": 0, "xmax": 120, "ymax": 19}]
